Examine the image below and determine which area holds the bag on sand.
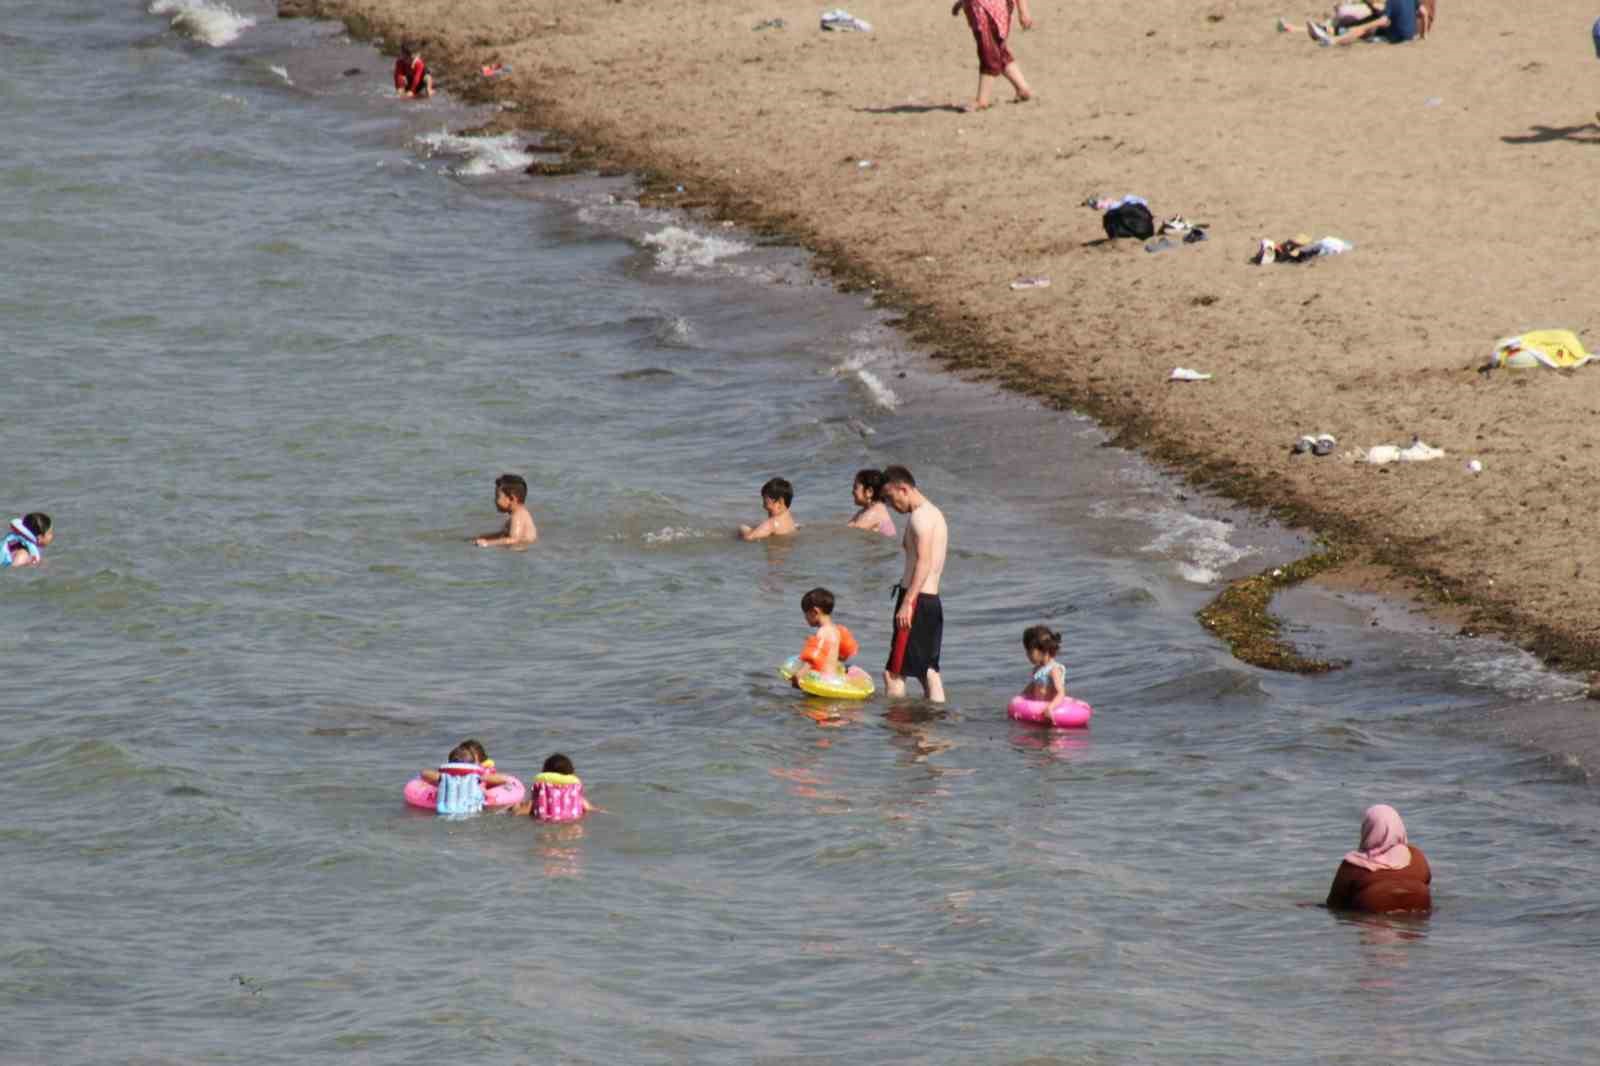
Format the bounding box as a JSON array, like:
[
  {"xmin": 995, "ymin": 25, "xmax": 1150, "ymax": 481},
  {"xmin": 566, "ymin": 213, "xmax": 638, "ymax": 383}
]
[{"xmin": 1103, "ymin": 202, "xmax": 1154, "ymax": 240}]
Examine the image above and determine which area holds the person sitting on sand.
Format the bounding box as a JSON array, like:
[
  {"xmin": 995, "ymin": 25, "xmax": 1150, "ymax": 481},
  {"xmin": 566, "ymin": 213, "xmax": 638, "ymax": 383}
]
[
  {"xmin": 1278, "ymin": 3, "xmax": 1383, "ymax": 38},
  {"xmin": 393, "ymin": 41, "xmax": 434, "ymax": 98},
  {"xmin": 1298, "ymin": 0, "xmax": 1428, "ymax": 45},
  {"xmin": 1326, "ymin": 804, "xmax": 1433, "ymax": 914},
  {"xmin": 474, "ymin": 473, "xmax": 538, "ymax": 548},
  {"xmin": 951, "ymin": 0, "xmax": 1034, "ymax": 112},
  {"xmin": 738, "ymin": 477, "xmax": 796, "ymax": 541}
]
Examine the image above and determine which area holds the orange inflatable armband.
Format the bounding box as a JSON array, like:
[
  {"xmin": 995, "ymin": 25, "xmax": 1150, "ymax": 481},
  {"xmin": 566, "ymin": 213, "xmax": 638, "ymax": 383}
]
[{"xmin": 837, "ymin": 626, "xmax": 859, "ymax": 662}]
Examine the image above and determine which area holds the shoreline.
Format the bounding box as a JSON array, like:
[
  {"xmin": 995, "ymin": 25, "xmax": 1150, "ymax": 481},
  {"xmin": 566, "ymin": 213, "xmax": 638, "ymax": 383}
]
[{"xmin": 285, "ymin": 0, "xmax": 1600, "ymax": 678}]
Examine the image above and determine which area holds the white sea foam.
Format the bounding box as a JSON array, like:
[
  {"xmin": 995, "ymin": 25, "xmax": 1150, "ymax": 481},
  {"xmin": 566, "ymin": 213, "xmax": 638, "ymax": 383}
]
[
  {"xmin": 1142, "ymin": 511, "xmax": 1254, "ymax": 584},
  {"xmin": 1086, "ymin": 504, "xmax": 1254, "ymax": 585},
  {"xmin": 655, "ymin": 315, "xmax": 694, "ymax": 346},
  {"xmin": 642, "ymin": 526, "xmax": 710, "ymax": 544},
  {"xmin": 833, "ymin": 351, "xmax": 901, "ymax": 412},
  {"xmin": 641, "ymin": 226, "xmax": 752, "ymax": 275},
  {"xmin": 853, "ymin": 367, "xmax": 900, "ymax": 412},
  {"xmin": 269, "ymin": 65, "xmax": 292, "ymax": 86},
  {"xmin": 1450, "ymin": 642, "xmax": 1588, "ymax": 702},
  {"xmin": 150, "ymin": 0, "xmax": 255, "ymax": 47},
  {"xmin": 414, "ymin": 131, "xmax": 531, "ymax": 177}
]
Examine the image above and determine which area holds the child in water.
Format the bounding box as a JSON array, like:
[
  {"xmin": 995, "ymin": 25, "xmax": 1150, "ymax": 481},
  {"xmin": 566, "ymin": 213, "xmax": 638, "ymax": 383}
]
[
  {"xmin": 793, "ymin": 587, "xmax": 860, "ymax": 684},
  {"xmin": 2, "ymin": 513, "xmax": 53, "ymax": 568},
  {"xmin": 738, "ymin": 477, "xmax": 796, "ymax": 541},
  {"xmin": 419, "ymin": 739, "xmax": 514, "ymax": 815},
  {"xmin": 419, "ymin": 739, "xmax": 511, "ymax": 788},
  {"xmin": 393, "ymin": 41, "xmax": 434, "ymax": 98},
  {"xmin": 1020, "ymin": 624, "xmax": 1070, "ymax": 714},
  {"xmin": 846, "ymin": 469, "xmax": 896, "ymax": 537},
  {"xmin": 511, "ymin": 753, "xmax": 597, "ymax": 821},
  {"xmin": 475, "ymin": 473, "xmax": 538, "ymax": 548}
]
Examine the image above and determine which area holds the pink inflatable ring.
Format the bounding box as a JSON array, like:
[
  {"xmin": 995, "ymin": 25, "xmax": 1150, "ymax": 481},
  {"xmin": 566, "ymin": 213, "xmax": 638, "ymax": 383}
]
[
  {"xmin": 1007, "ymin": 694, "xmax": 1092, "ymax": 729},
  {"xmin": 403, "ymin": 774, "xmax": 526, "ymax": 811}
]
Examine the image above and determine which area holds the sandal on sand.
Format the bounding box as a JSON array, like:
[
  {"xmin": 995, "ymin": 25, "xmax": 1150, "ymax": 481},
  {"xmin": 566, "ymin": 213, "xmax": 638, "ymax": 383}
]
[{"xmin": 1308, "ymin": 21, "xmax": 1332, "ymax": 45}]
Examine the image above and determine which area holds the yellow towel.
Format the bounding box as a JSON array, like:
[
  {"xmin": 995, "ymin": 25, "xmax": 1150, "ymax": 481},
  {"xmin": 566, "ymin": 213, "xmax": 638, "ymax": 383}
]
[{"xmin": 1492, "ymin": 329, "xmax": 1593, "ymax": 369}]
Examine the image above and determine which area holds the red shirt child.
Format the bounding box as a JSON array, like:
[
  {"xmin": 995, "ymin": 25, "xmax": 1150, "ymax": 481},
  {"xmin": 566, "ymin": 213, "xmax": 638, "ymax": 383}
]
[{"xmin": 393, "ymin": 43, "xmax": 432, "ymax": 97}]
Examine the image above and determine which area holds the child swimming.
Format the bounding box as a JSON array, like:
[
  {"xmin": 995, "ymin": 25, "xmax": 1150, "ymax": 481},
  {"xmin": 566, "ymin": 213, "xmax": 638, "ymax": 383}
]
[
  {"xmin": 2, "ymin": 513, "xmax": 53, "ymax": 568},
  {"xmin": 419, "ymin": 740, "xmax": 514, "ymax": 815},
  {"xmin": 793, "ymin": 587, "xmax": 860, "ymax": 684},
  {"xmin": 738, "ymin": 477, "xmax": 796, "ymax": 541},
  {"xmin": 474, "ymin": 473, "xmax": 538, "ymax": 548},
  {"xmin": 511, "ymin": 753, "xmax": 597, "ymax": 821},
  {"xmin": 1019, "ymin": 624, "xmax": 1070, "ymax": 713},
  {"xmin": 845, "ymin": 469, "xmax": 896, "ymax": 537}
]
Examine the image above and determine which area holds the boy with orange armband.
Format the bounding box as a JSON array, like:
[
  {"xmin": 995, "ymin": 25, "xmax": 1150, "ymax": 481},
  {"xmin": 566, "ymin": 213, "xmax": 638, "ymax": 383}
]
[{"xmin": 793, "ymin": 587, "xmax": 859, "ymax": 685}]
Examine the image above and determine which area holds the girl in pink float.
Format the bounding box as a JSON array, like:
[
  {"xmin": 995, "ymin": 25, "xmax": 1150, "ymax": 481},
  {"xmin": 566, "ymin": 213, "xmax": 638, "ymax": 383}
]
[
  {"xmin": 1008, "ymin": 624, "xmax": 1093, "ymax": 728},
  {"xmin": 511, "ymin": 753, "xmax": 598, "ymax": 822}
]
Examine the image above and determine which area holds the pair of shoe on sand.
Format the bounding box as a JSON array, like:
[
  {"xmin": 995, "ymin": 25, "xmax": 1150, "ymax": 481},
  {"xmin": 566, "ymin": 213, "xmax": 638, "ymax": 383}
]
[{"xmin": 1292, "ymin": 433, "xmax": 1338, "ymax": 456}]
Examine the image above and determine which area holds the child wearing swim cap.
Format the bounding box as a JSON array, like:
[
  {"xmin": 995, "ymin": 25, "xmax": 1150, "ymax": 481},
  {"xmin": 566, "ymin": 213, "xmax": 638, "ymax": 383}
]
[
  {"xmin": 846, "ymin": 470, "xmax": 896, "ymax": 537},
  {"xmin": 2, "ymin": 513, "xmax": 53, "ymax": 568},
  {"xmin": 1020, "ymin": 625, "xmax": 1070, "ymax": 715},
  {"xmin": 794, "ymin": 587, "xmax": 860, "ymax": 684},
  {"xmin": 738, "ymin": 477, "xmax": 796, "ymax": 541},
  {"xmin": 510, "ymin": 753, "xmax": 597, "ymax": 821}
]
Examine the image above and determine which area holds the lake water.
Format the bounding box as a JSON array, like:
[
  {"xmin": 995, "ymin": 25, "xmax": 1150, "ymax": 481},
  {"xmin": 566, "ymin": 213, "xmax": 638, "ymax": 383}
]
[{"xmin": 4, "ymin": 3, "xmax": 1600, "ymax": 1062}]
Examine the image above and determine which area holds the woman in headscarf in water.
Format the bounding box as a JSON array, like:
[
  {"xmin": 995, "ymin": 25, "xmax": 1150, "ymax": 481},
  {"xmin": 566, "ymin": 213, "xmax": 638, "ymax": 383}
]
[{"xmin": 1326, "ymin": 804, "xmax": 1432, "ymax": 913}]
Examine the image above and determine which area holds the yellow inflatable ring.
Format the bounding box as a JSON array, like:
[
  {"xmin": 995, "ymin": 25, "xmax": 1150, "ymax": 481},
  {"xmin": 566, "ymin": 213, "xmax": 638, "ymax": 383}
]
[{"xmin": 780, "ymin": 656, "xmax": 875, "ymax": 700}]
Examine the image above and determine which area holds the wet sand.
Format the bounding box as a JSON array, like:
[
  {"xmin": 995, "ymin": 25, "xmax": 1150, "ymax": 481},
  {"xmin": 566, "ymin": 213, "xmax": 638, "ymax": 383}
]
[{"xmin": 295, "ymin": 0, "xmax": 1600, "ymax": 670}]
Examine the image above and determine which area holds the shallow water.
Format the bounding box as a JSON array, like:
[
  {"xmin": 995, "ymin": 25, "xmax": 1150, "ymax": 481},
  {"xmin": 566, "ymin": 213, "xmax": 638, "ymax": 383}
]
[{"xmin": 4, "ymin": 3, "xmax": 1600, "ymax": 1062}]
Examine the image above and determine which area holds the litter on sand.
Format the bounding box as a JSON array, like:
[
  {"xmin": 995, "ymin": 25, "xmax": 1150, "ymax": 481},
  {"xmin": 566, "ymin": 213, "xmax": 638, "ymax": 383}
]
[
  {"xmin": 1170, "ymin": 367, "xmax": 1213, "ymax": 382},
  {"xmin": 1146, "ymin": 227, "xmax": 1209, "ymax": 254},
  {"xmin": 1359, "ymin": 436, "xmax": 1445, "ymax": 465},
  {"xmin": 1085, "ymin": 194, "xmax": 1147, "ymax": 211},
  {"xmin": 1009, "ymin": 276, "xmax": 1051, "ymax": 290},
  {"xmin": 752, "ymin": 17, "xmax": 786, "ymax": 29},
  {"xmin": 1467, "ymin": 459, "xmax": 1484, "ymax": 473},
  {"xmin": 821, "ymin": 9, "xmax": 872, "ymax": 31},
  {"xmin": 1489, "ymin": 329, "xmax": 1593, "ymax": 370},
  {"xmin": 1253, "ymin": 235, "xmax": 1352, "ymax": 265}
]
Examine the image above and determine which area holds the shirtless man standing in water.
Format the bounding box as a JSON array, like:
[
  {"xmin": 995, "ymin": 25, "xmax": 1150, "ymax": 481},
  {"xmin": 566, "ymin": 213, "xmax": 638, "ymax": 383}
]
[{"xmin": 881, "ymin": 465, "xmax": 949, "ymax": 702}]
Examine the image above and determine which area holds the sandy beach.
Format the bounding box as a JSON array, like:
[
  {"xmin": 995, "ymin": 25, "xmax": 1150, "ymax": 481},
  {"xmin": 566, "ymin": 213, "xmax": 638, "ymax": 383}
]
[{"xmin": 298, "ymin": 0, "xmax": 1600, "ymax": 669}]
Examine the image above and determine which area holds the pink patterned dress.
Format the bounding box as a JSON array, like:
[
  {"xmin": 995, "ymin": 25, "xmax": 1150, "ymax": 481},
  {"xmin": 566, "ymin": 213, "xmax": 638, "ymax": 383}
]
[{"xmin": 962, "ymin": 0, "xmax": 1015, "ymax": 75}]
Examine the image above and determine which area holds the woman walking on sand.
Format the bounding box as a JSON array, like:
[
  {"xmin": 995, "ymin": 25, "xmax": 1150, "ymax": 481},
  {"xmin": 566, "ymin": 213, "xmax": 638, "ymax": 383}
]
[{"xmin": 952, "ymin": 0, "xmax": 1034, "ymax": 112}]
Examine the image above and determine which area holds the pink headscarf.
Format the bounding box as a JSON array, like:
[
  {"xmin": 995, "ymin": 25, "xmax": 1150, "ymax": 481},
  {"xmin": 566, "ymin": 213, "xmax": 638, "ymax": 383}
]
[{"xmin": 1343, "ymin": 804, "xmax": 1413, "ymax": 871}]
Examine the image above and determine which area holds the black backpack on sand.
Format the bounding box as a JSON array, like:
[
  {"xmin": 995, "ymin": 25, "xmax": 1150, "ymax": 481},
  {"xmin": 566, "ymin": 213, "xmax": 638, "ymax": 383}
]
[{"xmin": 1103, "ymin": 202, "xmax": 1154, "ymax": 240}]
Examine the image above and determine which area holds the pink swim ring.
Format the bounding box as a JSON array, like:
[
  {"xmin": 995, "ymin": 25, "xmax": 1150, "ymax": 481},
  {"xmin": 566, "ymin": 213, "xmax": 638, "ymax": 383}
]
[
  {"xmin": 1007, "ymin": 694, "xmax": 1092, "ymax": 729},
  {"xmin": 402, "ymin": 774, "xmax": 527, "ymax": 811}
]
